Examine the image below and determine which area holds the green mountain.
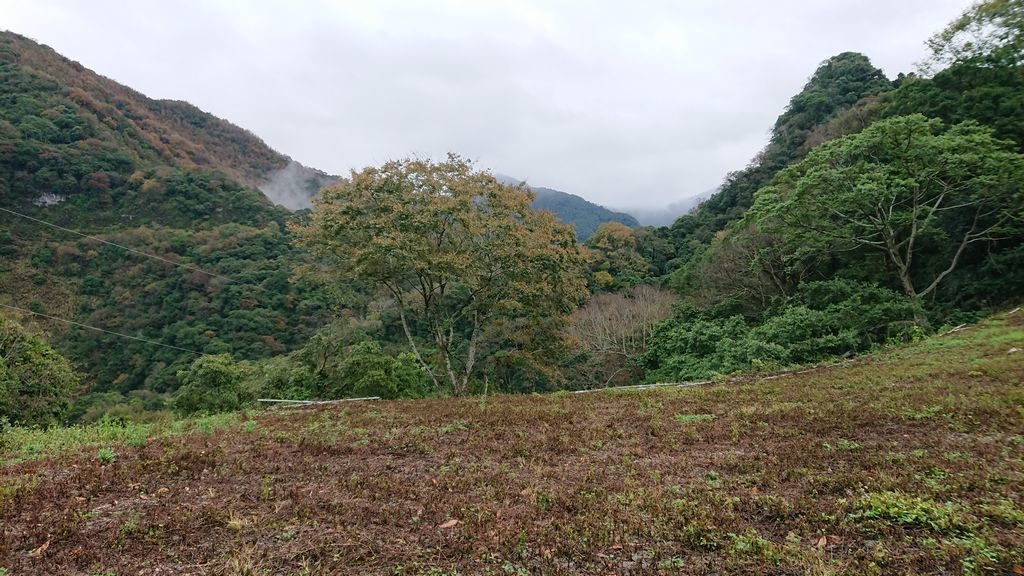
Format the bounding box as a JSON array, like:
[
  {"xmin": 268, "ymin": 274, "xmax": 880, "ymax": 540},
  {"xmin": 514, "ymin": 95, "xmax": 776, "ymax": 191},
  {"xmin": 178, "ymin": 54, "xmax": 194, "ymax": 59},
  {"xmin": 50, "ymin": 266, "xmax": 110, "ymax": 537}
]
[
  {"xmin": 496, "ymin": 176, "xmax": 639, "ymax": 240},
  {"xmin": 0, "ymin": 31, "xmax": 634, "ymax": 401},
  {"xmin": 532, "ymin": 186, "xmax": 639, "ymax": 241},
  {"xmin": 0, "ymin": 31, "xmax": 334, "ymax": 397}
]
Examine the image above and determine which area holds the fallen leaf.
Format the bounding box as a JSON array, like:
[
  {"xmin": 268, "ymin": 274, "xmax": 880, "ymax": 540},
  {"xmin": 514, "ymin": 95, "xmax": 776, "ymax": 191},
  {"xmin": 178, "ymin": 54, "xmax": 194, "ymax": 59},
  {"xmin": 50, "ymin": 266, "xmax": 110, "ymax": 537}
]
[
  {"xmin": 827, "ymin": 535, "xmax": 842, "ymax": 544},
  {"xmin": 1013, "ymin": 566, "xmax": 1024, "ymax": 575},
  {"xmin": 815, "ymin": 536, "xmax": 828, "ymax": 548},
  {"xmin": 437, "ymin": 519, "xmax": 460, "ymax": 529},
  {"xmin": 29, "ymin": 537, "xmax": 51, "ymax": 558}
]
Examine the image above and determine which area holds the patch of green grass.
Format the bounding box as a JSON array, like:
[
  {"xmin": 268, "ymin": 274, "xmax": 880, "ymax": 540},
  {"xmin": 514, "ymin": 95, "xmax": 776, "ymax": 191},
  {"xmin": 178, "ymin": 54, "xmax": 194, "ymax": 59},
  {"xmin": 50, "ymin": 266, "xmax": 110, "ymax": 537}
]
[
  {"xmin": 1, "ymin": 412, "xmax": 251, "ymax": 465},
  {"xmin": 980, "ymin": 498, "xmax": 1024, "ymax": 525},
  {"xmin": 726, "ymin": 530, "xmax": 780, "ymax": 563},
  {"xmin": 673, "ymin": 413, "xmax": 716, "ymax": 424},
  {"xmin": 895, "ymin": 405, "xmax": 946, "ymax": 420},
  {"xmin": 823, "ymin": 438, "xmax": 861, "ymax": 451},
  {"xmin": 439, "ymin": 421, "xmax": 468, "ymax": 434},
  {"xmin": 0, "ymin": 475, "xmax": 40, "ymax": 506},
  {"xmin": 192, "ymin": 412, "xmax": 240, "ymax": 434},
  {"xmin": 850, "ymin": 491, "xmax": 967, "ymax": 535},
  {"xmin": 948, "ymin": 534, "xmax": 1006, "ymax": 575},
  {"xmin": 1, "ymin": 419, "xmax": 156, "ymax": 465}
]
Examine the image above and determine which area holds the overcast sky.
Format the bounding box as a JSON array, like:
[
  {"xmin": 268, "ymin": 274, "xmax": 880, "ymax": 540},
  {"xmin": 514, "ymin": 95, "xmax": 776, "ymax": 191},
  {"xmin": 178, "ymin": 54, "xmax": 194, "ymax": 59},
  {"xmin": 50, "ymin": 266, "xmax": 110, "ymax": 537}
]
[{"xmin": 3, "ymin": 0, "xmax": 973, "ymax": 209}]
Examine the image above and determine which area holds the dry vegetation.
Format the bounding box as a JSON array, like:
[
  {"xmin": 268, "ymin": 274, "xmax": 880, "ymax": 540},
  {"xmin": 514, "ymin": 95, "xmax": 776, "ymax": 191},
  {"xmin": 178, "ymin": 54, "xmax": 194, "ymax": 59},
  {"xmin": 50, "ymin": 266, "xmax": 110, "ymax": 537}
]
[{"xmin": 2, "ymin": 313, "xmax": 1022, "ymax": 575}]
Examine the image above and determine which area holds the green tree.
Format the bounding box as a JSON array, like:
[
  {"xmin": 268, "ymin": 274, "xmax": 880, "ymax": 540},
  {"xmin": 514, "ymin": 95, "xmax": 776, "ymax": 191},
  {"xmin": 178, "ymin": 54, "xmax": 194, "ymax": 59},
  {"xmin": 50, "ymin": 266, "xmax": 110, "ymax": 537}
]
[
  {"xmin": 293, "ymin": 155, "xmax": 588, "ymax": 395},
  {"xmin": 922, "ymin": 0, "xmax": 1024, "ymax": 72},
  {"xmin": 173, "ymin": 353, "xmax": 254, "ymax": 414},
  {"xmin": 0, "ymin": 315, "xmax": 79, "ymax": 426},
  {"xmin": 751, "ymin": 114, "xmax": 1024, "ymax": 312},
  {"xmin": 585, "ymin": 222, "xmax": 652, "ymax": 290}
]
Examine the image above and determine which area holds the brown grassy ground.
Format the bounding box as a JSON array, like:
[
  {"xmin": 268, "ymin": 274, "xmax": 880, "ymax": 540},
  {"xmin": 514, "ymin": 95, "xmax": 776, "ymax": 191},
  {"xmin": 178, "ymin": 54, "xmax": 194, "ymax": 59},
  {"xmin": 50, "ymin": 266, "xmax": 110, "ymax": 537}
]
[{"xmin": 2, "ymin": 313, "xmax": 1022, "ymax": 575}]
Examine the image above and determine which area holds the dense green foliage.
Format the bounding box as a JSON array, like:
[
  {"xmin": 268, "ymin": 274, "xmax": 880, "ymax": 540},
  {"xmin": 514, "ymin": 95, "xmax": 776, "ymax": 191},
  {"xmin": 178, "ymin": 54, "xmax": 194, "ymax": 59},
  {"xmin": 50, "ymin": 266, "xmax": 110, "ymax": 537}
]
[
  {"xmin": 2, "ymin": 1, "xmax": 1023, "ymax": 418},
  {"xmin": 643, "ymin": 280, "xmax": 918, "ymax": 381},
  {"xmin": 173, "ymin": 353, "xmax": 253, "ymax": 415},
  {"xmin": 656, "ymin": 52, "xmax": 897, "ymax": 287},
  {"xmin": 294, "ymin": 156, "xmax": 588, "ymax": 396},
  {"xmin": 886, "ymin": 63, "xmax": 1024, "ymax": 148},
  {"xmin": 0, "ymin": 314, "xmax": 79, "ymax": 426},
  {"xmin": 0, "ymin": 30, "xmax": 334, "ymax": 414},
  {"xmin": 641, "ymin": 1, "xmax": 1023, "ymax": 382},
  {"xmin": 749, "ymin": 114, "xmax": 1024, "ymax": 310}
]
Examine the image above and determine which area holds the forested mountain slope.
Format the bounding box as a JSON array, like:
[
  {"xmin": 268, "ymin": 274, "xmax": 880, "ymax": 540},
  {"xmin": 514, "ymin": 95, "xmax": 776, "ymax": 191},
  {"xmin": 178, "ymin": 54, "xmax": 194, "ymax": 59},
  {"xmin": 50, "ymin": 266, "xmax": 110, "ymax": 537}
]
[
  {"xmin": 1, "ymin": 31, "xmax": 285, "ymax": 189},
  {"xmin": 531, "ymin": 186, "xmax": 639, "ymax": 240},
  {"xmin": 0, "ymin": 31, "xmax": 334, "ymax": 403},
  {"xmin": 495, "ymin": 175, "xmax": 640, "ymax": 240}
]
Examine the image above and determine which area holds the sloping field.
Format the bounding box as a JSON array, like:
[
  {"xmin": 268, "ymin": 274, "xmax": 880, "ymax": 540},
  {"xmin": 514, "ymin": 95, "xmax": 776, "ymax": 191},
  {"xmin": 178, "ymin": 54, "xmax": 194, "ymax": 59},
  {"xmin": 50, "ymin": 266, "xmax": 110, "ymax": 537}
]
[{"xmin": 2, "ymin": 313, "xmax": 1022, "ymax": 575}]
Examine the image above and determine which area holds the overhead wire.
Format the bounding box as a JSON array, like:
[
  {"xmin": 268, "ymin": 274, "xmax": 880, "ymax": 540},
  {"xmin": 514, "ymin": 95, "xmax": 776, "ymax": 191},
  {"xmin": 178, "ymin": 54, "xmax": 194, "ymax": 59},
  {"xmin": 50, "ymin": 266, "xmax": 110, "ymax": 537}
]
[
  {"xmin": 0, "ymin": 302, "xmax": 203, "ymax": 356},
  {"xmin": 0, "ymin": 205, "xmax": 295, "ymax": 357},
  {"xmin": 0, "ymin": 205, "xmax": 263, "ymax": 288}
]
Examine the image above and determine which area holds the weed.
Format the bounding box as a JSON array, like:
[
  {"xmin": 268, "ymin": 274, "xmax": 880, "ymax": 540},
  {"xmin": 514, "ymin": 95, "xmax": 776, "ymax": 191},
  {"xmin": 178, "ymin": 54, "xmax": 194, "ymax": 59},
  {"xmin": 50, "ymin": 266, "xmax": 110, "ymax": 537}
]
[
  {"xmin": 226, "ymin": 510, "xmax": 251, "ymax": 531},
  {"xmin": 97, "ymin": 447, "xmax": 116, "ymax": 464},
  {"xmin": 439, "ymin": 421, "xmax": 468, "ymax": 434},
  {"xmin": 948, "ymin": 534, "xmax": 1004, "ymax": 575},
  {"xmin": 850, "ymin": 491, "xmax": 966, "ymax": 535},
  {"xmin": 119, "ymin": 511, "xmax": 140, "ymax": 537},
  {"xmin": 501, "ymin": 562, "xmax": 528, "ymax": 575},
  {"xmin": 224, "ymin": 544, "xmax": 268, "ymax": 575},
  {"xmin": 896, "ymin": 405, "xmax": 946, "ymax": 420},
  {"xmin": 823, "ymin": 438, "xmax": 861, "ymax": 451},
  {"xmin": 979, "ymin": 498, "xmax": 1024, "ymax": 524},
  {"xmin": 917, "ymin": 467, "xmax": 949, "ymax": 492},
  {"xmin": 673, "ymin": 413, "xmax": 716, "ymax": 424},
  {"xmin": 656, "ymin": 557, "xmax": 686, "ymax": 569},
  {"xmin": 727, "ymin": 530, "xmax": 780, "ymax": 563},
  {"xmin": 536, "ymin": 491, "xmax": 553, "ymax": 510},
  {"xmin": 194, "ymin": 413, "xmax": 237, "ymax": 435},
  {"xmin": 259, "ymin": 476, "xmax": 275, "ymax": 501}
]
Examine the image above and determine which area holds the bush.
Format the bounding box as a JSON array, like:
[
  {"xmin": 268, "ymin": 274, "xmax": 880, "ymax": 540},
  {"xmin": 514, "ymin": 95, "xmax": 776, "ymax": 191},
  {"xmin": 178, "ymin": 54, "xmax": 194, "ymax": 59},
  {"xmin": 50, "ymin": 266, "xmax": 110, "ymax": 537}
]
[
  {"xmin": 173, "ymin": 354, "xmax": 254, "ymax": 415},
  {"xmin": 250, "ymin": 355, "xmax": 319, "ymax": 401},
  {"xmin": 0, "ymin": 315, "xmax": 79, "ymax": 426},
  {"xmin": 643, "ymin": 280, "xmax": 917, "ymax": 382},
  {"xmin": 331, "ymin": 342, "xmax": 428, "ymax": 400}
]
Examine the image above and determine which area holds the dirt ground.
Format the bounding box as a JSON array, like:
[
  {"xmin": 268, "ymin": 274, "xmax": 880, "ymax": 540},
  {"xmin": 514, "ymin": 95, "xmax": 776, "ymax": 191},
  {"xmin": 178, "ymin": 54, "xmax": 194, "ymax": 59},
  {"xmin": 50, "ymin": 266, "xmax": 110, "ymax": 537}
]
[{"xmin": 2, "ymin": 315, "xmax": 1022, "ymax": 575}]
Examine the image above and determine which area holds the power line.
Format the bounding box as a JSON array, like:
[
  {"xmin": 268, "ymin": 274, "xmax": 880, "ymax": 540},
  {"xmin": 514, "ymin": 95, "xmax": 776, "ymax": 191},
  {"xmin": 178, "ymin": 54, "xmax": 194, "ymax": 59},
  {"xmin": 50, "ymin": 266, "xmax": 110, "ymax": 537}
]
[
  {"xmin": 0, "ymin": 206, "xmax": 239, "ymax": 285},
  {"xmin": 0, "ymin": 302, "xmax": 203, "ymax": 356}
]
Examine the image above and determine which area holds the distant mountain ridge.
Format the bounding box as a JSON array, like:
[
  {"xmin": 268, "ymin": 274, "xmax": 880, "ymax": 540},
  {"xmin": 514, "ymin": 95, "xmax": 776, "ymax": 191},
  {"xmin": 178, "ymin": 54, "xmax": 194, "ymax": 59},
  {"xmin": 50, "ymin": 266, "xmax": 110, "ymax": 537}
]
[{"xmin": 496, "ymin": 175, "xmax": 639, "ymax": 240}]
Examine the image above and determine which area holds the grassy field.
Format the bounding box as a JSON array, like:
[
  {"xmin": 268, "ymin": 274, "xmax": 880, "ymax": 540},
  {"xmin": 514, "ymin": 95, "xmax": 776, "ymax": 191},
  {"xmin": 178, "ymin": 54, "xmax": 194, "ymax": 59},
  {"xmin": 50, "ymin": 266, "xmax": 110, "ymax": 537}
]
[{"xmin": 1, "ymin": 312, "xmax": 1022, "ymax": 575}]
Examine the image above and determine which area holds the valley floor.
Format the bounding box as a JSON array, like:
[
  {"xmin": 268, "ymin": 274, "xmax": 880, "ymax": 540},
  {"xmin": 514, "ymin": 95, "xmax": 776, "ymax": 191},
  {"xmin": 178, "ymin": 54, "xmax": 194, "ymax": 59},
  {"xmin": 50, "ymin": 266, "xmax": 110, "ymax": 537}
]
[{"xmin": 2, "ymin": 313, "xmax": 1023, "ymax": 575}]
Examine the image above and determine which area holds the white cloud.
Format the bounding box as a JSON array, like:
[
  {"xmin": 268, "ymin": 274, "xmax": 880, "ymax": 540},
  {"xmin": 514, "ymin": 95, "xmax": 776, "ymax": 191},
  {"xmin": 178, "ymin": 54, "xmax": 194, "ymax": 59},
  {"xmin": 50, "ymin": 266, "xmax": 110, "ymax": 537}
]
[{"xmin": 2, "ymin": 0, "xmax": 972, "ymax": 208}]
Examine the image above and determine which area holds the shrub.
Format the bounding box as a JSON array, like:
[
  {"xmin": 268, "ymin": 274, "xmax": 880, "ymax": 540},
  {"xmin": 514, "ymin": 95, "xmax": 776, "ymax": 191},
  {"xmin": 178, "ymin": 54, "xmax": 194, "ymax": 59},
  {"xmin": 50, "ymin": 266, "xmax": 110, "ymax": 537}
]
[
  {"xmin": 643, "ymin": 280, "xmax": 917, "ymax": 381},
  {"xmin": 0, "ymin": 315, "xmax": 79, "ymax": 427},
  {"xmin": 173, "ymin": 354, "xmax": 255, "ymax": 415},
  {"xmin": 332, "ymin": 342, "xmax": 428, "ymax": 400}
]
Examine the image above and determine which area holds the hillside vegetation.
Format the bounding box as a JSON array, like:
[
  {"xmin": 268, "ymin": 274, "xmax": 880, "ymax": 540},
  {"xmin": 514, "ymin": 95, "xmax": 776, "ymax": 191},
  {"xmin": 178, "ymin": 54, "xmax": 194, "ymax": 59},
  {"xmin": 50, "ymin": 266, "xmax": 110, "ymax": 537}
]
[
  {"xmin": 1, "ymin": 1, "xmax": 1022, "ymax": 427},
  {"xmin": 1, "ymin": 311, "xmax": 1021, "ymax": 574}
]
